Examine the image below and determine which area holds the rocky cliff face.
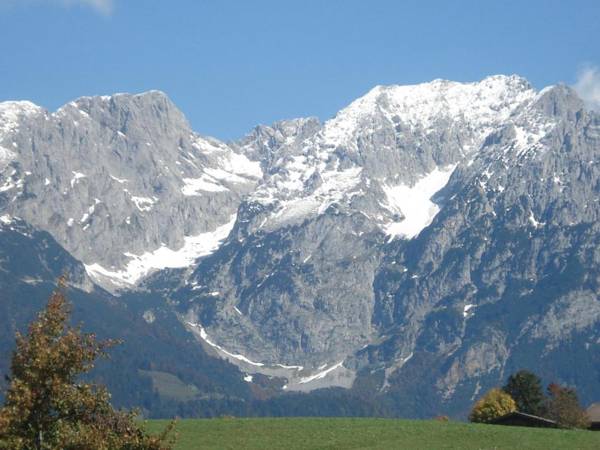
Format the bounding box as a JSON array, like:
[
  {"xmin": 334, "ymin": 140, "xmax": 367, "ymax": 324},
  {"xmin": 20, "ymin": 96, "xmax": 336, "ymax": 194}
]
[
  {"xmin": 173, "ymin": 76, "xmax": 554, "ymax": 385},
  {"xmin": 358, "ymin": 84, "xmax": 600, "ymax": 415},
  {"xmin": 0, "ymin": 92, "xmax": 261, "ymax": 291},
  {"xmin": 1, "ymin": 75, "xmax": 598, "ymax": 417}
]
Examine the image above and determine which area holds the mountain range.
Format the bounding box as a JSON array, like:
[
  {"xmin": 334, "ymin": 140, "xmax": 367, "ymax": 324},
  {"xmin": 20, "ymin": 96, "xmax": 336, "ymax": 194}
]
[{"xmin": 0, "ymin": 75, "xmax": 598, "ymax": 418}]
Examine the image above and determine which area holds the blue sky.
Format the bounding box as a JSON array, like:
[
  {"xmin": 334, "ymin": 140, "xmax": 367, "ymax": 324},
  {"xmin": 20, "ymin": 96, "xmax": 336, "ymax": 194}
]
[{"xmin": 0, "ymin": 0, "xmax": 599, "ymax": 139}]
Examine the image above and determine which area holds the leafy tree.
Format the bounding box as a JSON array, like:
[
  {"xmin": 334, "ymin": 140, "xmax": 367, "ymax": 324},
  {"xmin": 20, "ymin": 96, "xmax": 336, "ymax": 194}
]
[
  {"xmin": 469, "ymin": 388, "xmax": 517, "ymax": 423},
  {"xmin": 545, "ymin": 383, "xmax": 589, "ymax": 429},
  {"xmin": 0, "ymin": 280, "xmax": 176, "ymax": 449},
  {"xmin": 503, "ymin": 370, "xmax": 545, "ymax": 415}
]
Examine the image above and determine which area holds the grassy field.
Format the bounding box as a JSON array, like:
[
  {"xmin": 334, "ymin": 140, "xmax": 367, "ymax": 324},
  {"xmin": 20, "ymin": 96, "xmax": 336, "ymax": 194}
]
[
  {"xmin": 146, "ymin": 417, "xmax": 599, "ymax": 449},
  {"xmin": 139, "ymin": 369, "xmax": 200, "ymax": 401}
]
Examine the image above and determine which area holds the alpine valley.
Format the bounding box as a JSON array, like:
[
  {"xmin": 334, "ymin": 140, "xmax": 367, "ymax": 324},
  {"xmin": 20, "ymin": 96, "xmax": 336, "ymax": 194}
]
[{"xmin": 0, "ymin": 75, "xmax": 599, "ymax": 419}]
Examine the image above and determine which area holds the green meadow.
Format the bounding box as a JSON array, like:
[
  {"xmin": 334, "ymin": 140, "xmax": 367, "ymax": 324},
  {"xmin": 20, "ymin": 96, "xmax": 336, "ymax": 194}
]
[{"xmin": 146, "ymin": 417, "xmax": 599, "ymax": 449}]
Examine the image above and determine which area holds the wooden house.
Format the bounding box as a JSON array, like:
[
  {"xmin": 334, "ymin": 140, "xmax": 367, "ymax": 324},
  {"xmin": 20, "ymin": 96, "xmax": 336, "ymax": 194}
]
[{"xmin": 489, "ymin": 411, "xmax": 557, "ymax": 428}]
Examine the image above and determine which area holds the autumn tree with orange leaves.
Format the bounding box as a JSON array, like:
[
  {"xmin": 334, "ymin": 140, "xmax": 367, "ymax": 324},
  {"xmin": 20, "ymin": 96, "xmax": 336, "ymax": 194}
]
[{"xmin": 0, "ymin": 279, "xmax": 175, "ymax": 450}]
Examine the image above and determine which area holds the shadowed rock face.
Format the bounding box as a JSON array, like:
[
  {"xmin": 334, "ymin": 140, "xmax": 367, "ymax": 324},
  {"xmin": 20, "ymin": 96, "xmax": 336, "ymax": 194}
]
[{"xmin": 1, "ymin": 76, "xmax": 599, "ymax": 416}]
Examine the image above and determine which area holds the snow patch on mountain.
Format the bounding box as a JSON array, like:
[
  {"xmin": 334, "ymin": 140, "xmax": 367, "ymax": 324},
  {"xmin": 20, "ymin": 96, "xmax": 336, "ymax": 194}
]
[
  {"xmin": 269, "ymin": 166, "xmax": 362, "ymax": 227},
  {"xmin": 191, "ymin": 135, "xmax": 262, "ymax": 180},
  {"xmin": 181, "ymin": 175, "xmax": 229, "ymax": 194},
  {"xmin": 109, "ymin": 174, "xmax": 128, "ymax": 184},
  {"xmin": 129, "ymin": 194, "xmax": 157, "ymax": 212},
  {"xmin": 509, "ymin": 96, "xmax": 557, "ymax": 157},
  {"xmin": 528, "ymin": 211, "xmax": 545, "ymax": 228},
  {"xmin": 0, "ymin": 175, "xmax": 23, "ymax": 193},
  {"xmin": 463, "ymin": 304, "xmax": 476, "ymax": 318},
  {"xmin": 70, "ymin": 171, "xmax": 86, "ymax": 187},
  {"xmin": 181, "ymin": 136, "xmax": 262, "ymax": 195},
  {"xmin": 298, "ymin": 361, "xmax": 345, "ymax": 384},
  {"xmin": 185, "ymin": 318, "xmax": 354, "ymax": 392},
  {"xmin": 85, "ymin": 215, "xmax": 237, "ymax": 288},
  {"xmin": 186, "ymin": 321, "xmax": 265, "ymax": 367},
  {"xmin": 383, "ymin": 165, "xmax": 457, "ymax": 239}
]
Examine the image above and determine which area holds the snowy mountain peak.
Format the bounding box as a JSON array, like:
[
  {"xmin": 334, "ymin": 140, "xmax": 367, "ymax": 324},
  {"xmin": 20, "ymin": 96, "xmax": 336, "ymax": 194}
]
[
  {"xmin": 233, "ymin": 117, "xmax": 322, "ymax": 168},
  {"xmin": 0, "ymin": 100, "xmax": 43, "ymax": 117},
  {"xmin": 56, "ymin": 90, "xmax": 190, "ymax": 134},
  {"xmin": 0, "ymin": 100, "xmax": 44, "ymax": 137},
  {"xmin": 240, "ymin": 75, "xmax": 543, "ymax": 237},
  {"xmin": 321, "ymin": 74, "xmax": 536, "ymax": 149},
  {"xmin": 68, "ymin": 89, "xmax": 172, "ymax": 106},
  {"xmin": 0, "ymin": 91, "xmax": 264, "ymax": 292},
  {"xmin": 0, "ymin": 76, "xmax": 569, "ymax": 292}
]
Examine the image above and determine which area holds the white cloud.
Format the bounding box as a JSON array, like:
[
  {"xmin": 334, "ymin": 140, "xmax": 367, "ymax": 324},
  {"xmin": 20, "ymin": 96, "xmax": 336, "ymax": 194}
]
[
  {"xmin": 0, "ymin": 0, "xmax": 115, "ymax": 15},
  {"xmin": 573, "ymin": 66, "xmax": 600, "ymax": 112}
]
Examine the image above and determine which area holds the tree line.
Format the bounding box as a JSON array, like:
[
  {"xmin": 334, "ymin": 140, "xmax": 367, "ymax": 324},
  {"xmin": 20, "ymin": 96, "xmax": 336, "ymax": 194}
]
[{"xmin": 470, "ymin": 369, "xmax": 590, "ymax": 429}]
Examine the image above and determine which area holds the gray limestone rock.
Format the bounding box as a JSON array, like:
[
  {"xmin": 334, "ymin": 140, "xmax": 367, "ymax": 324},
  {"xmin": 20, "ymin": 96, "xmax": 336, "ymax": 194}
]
[
  {"xmin": 0, "ymin": 91, "xmax": 262, "ymax": 291},
  {"xmin": 1, "ymin": 76, "xmax": 599, "ymax": 414}
]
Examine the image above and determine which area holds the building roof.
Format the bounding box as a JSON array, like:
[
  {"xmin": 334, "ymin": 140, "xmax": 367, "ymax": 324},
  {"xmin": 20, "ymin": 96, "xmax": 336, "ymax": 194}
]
[
  {"xmin": 586, "ymin": 403, "xmax": 600, "ymax": 422},
  {"xmin": 489, "ymin": 411, "xmax": 557, "ymax": 427}
]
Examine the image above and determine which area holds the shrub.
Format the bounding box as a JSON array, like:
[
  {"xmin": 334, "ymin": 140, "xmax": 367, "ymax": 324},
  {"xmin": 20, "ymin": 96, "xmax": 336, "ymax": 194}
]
[
  {"xmin": 469, "ymin": 388, "xmax": 517, "ymax": 423},
  {"xmin": 545, "ymin": 383, "xmax": 589, "ymax": 429}
]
